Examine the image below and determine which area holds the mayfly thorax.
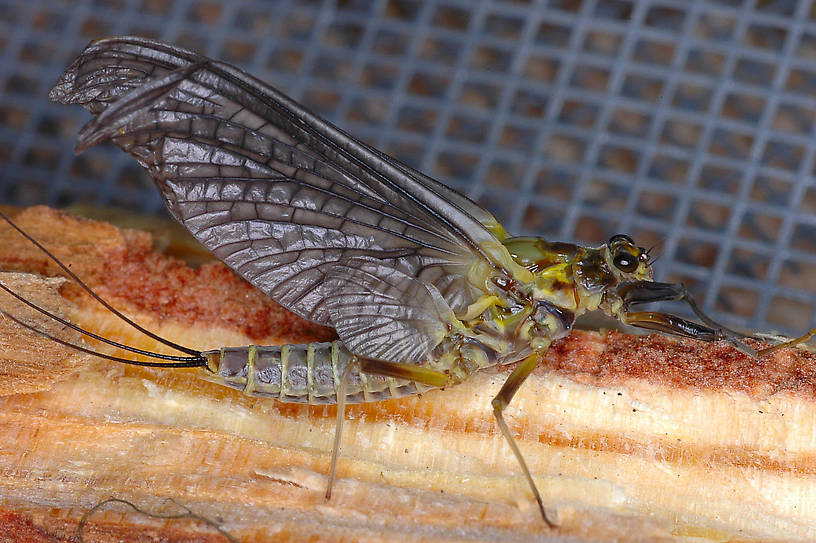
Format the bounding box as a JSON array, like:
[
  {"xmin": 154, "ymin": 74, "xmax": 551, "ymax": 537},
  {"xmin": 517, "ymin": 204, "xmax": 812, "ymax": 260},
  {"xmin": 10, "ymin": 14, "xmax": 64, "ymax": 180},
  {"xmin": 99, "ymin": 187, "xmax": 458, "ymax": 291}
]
[{"xmin": 4, "ymin": 36, "xmax": 816, "ymax": 526}]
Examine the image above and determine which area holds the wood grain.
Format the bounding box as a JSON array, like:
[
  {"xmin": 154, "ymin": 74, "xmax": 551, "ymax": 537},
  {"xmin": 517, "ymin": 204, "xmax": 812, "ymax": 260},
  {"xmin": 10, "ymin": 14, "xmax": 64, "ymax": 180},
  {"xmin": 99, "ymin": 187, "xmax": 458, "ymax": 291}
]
[{"xmin": 0, "ymin": 207, "xmax": 815, "ymax": 542}]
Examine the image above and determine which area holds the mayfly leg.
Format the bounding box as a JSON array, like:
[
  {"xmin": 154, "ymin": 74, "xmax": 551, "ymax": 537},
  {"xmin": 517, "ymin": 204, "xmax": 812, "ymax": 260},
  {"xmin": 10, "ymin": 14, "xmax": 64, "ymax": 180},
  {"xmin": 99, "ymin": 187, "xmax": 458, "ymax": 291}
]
[
  {"xmin": 617, "ymin": 280, "xmax": 760, "ymax": 356},
  {"xmin": 754, "ymin": 327, "xmax": 816, "ymax": 356},
  {"xmin": 326, "ymin": 355, "xmax": 358, "ymax": 500},
  {"xmin": 618, "ymin": 279, "xmax": 816, "ymax": 355},
  {"xmin": 490, "ymin": 350, "xmax": 555, "ymax": 527}
]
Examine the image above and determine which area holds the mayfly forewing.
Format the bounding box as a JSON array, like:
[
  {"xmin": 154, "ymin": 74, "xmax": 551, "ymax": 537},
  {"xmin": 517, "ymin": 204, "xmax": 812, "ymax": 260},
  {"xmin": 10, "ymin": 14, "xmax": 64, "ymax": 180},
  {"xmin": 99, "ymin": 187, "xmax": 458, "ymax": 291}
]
[
  {"xmin": 52, "ymin": 37, "xmax": 508, "ymax": 242},
  {"xmin": 49, "ymin": 37, "xmax": 528, "ymax": 327},
  {"xmin": 60, "ymin": 57, "xmax": 482, "ymax": 326}
]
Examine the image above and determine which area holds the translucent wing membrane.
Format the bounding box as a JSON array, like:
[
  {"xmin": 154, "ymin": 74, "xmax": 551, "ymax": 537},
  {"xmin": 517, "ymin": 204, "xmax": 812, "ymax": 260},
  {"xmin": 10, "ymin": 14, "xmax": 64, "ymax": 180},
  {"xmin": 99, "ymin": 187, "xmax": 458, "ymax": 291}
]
[
  {"xmin": 50, "ymin": 37, "xmax": 518, "ymax": 359},
  {"xmin": 49, "ymin": 37, "xmax": 506, "ymax": 239},
  {"xmin": 49, "ymin": 37, "xmax": 201, "ymax": 114},
  {"xmin": 323, "ymin": 259, "xmax": 456, "ymax": 364}
]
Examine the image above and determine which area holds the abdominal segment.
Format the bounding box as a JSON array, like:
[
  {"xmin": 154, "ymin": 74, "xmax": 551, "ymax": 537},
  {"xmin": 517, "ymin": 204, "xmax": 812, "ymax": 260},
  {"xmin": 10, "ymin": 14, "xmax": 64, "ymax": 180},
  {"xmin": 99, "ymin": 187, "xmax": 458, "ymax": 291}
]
[{"xmin": 202, "ymin": 342, "xmax": 435, "ymax": 404}]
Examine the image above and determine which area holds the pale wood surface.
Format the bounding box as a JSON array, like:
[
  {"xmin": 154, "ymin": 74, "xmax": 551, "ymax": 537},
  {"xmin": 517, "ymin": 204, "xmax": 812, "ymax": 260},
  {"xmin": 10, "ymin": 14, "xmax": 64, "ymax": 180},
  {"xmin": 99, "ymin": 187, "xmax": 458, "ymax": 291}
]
[{"xmin": 0, "ymin": 207, "xmax": 815, "ymax": 542}]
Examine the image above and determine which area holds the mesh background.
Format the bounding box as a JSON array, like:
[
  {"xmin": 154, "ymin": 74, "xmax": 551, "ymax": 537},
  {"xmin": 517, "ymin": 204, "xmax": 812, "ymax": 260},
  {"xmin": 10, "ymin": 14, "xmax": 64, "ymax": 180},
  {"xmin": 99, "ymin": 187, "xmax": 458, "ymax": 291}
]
[{"xmin": 1, "ymin": 0, "xmax": 815, "ymax": 335}]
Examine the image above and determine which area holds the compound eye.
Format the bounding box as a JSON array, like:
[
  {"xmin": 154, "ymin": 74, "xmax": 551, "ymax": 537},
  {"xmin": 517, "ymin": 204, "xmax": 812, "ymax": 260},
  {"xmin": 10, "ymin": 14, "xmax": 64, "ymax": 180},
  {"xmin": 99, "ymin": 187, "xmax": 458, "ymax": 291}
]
[{"xmin": 613, "ymin": 252, "xmax": 638, "ymax": 273}]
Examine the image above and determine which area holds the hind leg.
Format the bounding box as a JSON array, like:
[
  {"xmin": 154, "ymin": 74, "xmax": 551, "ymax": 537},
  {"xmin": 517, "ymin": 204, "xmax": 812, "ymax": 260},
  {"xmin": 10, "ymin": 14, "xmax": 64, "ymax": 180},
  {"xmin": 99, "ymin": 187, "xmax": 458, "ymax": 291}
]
[
  {"xmin": 324, "ymin": 356, "xmax": 450, "ymax": 500},
  {"xmin": 325, "ymin": 356, "xmax": 357, "ymax": 500}
]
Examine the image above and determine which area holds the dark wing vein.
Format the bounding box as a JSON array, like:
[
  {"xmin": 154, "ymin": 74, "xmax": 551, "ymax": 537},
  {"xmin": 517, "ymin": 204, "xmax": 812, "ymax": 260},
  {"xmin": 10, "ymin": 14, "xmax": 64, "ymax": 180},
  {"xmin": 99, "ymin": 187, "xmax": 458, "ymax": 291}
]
[
  {"xmin": 170, "ymin": 162, "xmax": 458, "ymax": 254},
  {"xmin": 50, "ymin": 37, "xmax": 513, "ymax": 350}
]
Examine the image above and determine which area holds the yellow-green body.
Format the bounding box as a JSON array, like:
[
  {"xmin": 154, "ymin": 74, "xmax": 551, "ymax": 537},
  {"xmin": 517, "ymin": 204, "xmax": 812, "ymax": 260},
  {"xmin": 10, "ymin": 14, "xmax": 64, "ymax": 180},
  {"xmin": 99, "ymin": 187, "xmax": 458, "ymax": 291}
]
[{"xmin": 203, "ymin": 235, "xmax": 654, "ymax": 404}]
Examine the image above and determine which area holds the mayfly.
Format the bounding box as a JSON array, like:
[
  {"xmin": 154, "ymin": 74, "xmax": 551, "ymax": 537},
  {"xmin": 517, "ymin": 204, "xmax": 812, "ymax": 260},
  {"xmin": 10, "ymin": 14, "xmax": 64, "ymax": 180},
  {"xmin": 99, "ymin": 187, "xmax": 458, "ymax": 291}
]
[{"xmin": 4, "ymin": 37, "xmax": 813, "ymax": 526}]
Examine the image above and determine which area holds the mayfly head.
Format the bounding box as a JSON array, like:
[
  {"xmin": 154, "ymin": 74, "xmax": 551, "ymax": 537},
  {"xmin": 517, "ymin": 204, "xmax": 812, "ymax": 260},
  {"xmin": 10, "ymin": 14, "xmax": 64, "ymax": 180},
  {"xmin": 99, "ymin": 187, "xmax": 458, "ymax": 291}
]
[
  {"xmin": 567, "ymin": 233, "xmax": 655, "ymax": 316},
  {"xmin": 591, "ymin": 233, "xmax": 657, "ymax": 323},
  {"xmin": 604, "ymin": 234, "xmax": 654, "ymax": 283}
]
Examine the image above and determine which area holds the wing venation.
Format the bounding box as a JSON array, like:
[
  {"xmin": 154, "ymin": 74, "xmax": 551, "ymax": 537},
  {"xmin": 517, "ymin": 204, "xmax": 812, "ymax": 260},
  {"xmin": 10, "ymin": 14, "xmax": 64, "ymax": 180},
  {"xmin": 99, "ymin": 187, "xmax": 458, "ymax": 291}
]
[
  {"xmin": 323, "ymin": 259, "xmax": 455, "ymax": 364},
  {"xmin": 51, "ymin": 37, "xmax": 517, "ymax": 331}
]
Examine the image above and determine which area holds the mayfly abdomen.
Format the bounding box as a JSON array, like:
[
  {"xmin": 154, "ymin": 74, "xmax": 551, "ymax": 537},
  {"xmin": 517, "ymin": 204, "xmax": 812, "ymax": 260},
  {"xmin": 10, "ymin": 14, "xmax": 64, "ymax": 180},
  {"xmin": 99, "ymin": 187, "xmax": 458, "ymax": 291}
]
[{"xmin": 202, "ymin": 341, "xmax": 433, "ymax": 405}]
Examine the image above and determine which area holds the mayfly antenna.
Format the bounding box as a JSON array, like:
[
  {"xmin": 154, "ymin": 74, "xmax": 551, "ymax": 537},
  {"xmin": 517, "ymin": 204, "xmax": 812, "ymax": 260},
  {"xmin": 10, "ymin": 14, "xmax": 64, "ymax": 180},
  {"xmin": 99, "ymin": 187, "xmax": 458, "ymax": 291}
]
[{"xmin": 0, "ymin": 210, "xmax": 201, "ymax": 357}]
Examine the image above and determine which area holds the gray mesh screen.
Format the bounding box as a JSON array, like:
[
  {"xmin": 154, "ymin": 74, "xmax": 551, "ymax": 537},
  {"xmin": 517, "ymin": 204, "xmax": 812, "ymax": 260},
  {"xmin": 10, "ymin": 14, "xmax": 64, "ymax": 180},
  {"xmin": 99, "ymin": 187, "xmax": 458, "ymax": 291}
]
[{"xmin": 1, "ymin": 0, "xmax": 815, "ymax": 335}]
